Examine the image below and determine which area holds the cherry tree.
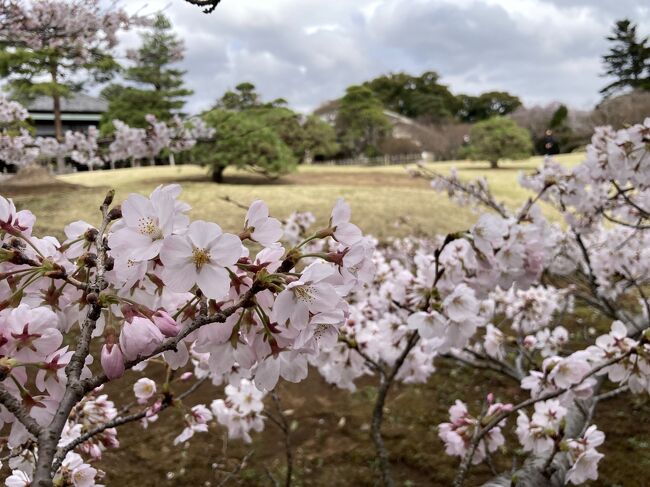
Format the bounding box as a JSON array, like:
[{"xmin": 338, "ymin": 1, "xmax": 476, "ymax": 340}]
[
  {"xmin": 0, "ymin": 95, "xmax": 38, "ymax": 168},
  {"xmin": 0, "ymin": 0, "xmax": 142, "ymax": 172},
  {"xmin": 304, "ymin": 119, "xmax": 650, "ymax": 486},
  {"xmin": 0, "ymin": 180, "xmax": 372, "ymax": 485},
  {"xmin": 1, "ymin": 96, "xmax": 213, "ymax": 171}
]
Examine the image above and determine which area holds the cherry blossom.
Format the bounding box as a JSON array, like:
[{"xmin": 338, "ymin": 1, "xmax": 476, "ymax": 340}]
[{"xmin": 160, "ymin": 220, "xmax": 242, "ymax": 299}]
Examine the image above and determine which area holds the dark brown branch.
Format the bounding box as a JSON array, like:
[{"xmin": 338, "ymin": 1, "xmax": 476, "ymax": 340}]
[
  {"xmin": 268, "ymin": 391, "xmax": 293, "ymax": 487},
  {"xmin": 51, "ymin": 377, "xmax": 208, "ymax": 473},
  {"xmin": 33, "ymin": 191, "xmax": 114, "ymax": 487},
  {"xmin": 0, "ymin": 384, "xmax": 42, "ymax": 438},
  {"xmin": 371, "ymin": 331, "xmax": 420, "ymax": 487}
]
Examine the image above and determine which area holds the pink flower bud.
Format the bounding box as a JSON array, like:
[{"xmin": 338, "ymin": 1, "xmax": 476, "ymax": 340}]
[
  {"xmin": 180, "ymin": 371, "xmax": 193, "ymax": 381},
  {"xmin": 119, "ymin": 317, "xmax": 165, "ymax": 361},
  {"xmin": 151, "ymin": 310, "xmax": 181, "ymax": 337},
  {"xmin": 487, "ymin": 393, "xmax": 494, "ymax": 404},
  {"xmin": 148, "ymin": 398, "xmax": 163, "ymax": 416},
  {"xmin": 101, "ymin": 343, "xmax": 125, "ymax": 380}
]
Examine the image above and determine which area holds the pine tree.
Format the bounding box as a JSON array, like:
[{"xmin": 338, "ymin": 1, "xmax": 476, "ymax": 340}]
[
  {"xmin": 601, "ymin": 19, "xmax": 650, "ymax": 97},
  {"xmin": 102, "ymin": 14, "xmax": 192, "ymax": 130}
]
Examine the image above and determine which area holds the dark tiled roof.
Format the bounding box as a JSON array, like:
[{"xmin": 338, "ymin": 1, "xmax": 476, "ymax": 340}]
[{"xmin": 25, "ymin": 93, "xmax": 108, "ymax": 113}]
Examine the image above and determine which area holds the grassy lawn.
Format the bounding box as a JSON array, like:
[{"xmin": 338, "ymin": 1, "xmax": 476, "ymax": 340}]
[{"xmin": 2, "ymin": 152, "xmax": 582, "ymax": 242}]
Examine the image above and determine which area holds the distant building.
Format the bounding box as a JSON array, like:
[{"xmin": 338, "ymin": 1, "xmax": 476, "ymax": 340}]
[
  {"xmin": 314, "ymin": 100, "xmax": 441, "ymax": 156},
  {"xmin": 25, "ymin": 93, "xmax": 107, "ymax": 137}
]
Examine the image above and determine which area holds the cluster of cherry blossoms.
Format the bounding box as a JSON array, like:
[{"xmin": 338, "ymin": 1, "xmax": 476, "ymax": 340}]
[
  {"xmin": 0, "ymin": 95, "xmax": 215, "ymax": 170},
  {"xmin": 108, "ymin": 115, "xmax": 214, "ymax": 167},
  {"xmin": 516, "ymin": 401, "xmax": 605, "ymax": 484},
  {"xmin": 438, "ymin": 396, "xmax": 511, "ymax": 465},
  {"xmin": 0, "ymin": 95, "xmax": 38, "ymax": 168},
  {"xmin": 0, "ymin": 0, "xmax": 135, "ymax": 60},
  {"xmin": 3, "ymin": 118, "xmax": 650, "ymax": 486},
  {"xmin": 310, "ymin": 120, "xmax": 650, "ymax": 486},
  {"xmin": 0, "ymin": 183, "xmax": 373, "ymax": 485}
]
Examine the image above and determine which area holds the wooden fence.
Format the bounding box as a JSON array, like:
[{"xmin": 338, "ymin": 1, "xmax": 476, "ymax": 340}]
[{"xmin": 312, "ymin": 152, "xmax": 430, "ymax": 166}]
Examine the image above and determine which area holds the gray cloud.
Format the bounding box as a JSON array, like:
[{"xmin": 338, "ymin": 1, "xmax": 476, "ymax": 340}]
[{"xmin": 118, "ymin": 0, "xmax": 650, "ymax": 114}]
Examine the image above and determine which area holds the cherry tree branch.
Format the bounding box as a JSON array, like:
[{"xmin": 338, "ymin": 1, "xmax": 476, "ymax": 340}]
[
  {"xmin": 33, "ymin": 191, "xmax": 113, "ymax": 487},
  {"xmin": 216, "ymin": 450, "xmax": 255, "ymax": 487},
  {"xmin": 79, "ymin": 286, "xmax": 260, "ymax": 394},
  {"xmin": 455, "ymin": 350, "xmax": 633, "ymax": 487},
  {"xmin": 340, "ymin": 336, "xmax": 387, "ymax": 377},
  {"xmin": 371, "ymin": 331, "xmax": 420, "ymax": 487},
  {"xmin": 442, "ymin": 350, "xmax": 523, "ymax": 383},
  {"xmin": 0, "ymin": 383, "xmax": 42, "ymax": 438},
  {"xmin": 51, "ymin": 377, "xmax": 208, "ymax": 473},
  {"xmin": 265, "ymin": 391, "xmax": 293, "ymax": 487},
  {"xmin": 418, "ymin": 166, "xmax": 509, "ymax": 218},
  {"xmin": 594, "ymin": 384, "xmax": 629, "ymax": 402}
]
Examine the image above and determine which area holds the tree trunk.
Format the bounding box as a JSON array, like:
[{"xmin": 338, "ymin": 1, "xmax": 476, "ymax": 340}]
[
  {"xmin": 50, "ymin": 65, "xmax": 65, "ymax": 174},
  {"xmin": 169, "ymin": 152, "xmax": 176, "ymax": 167},
  {"xmin": 211, "ymin": 166, "xmax": 225, "ymax": 183},
  {"xmin": 52, "ymin": 93, "xmax": 66, "ymax": 174},
  {"xmin": 490, "ymin": 159, "xmax": 499, "ymax": 169}
]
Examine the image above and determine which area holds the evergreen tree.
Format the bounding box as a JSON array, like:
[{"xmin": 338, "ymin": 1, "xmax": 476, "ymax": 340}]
[
  {"xmin": 216, "ymin": 82, "xmax": 261, "ymax": 110},
  {"xmin": 102, "ymin": 14, "xmax": 192, "ymax": 131},
  {"xmin": 364, "ymin": 71, "xmax": 459, "ymax": 123},
  {"xmin": 455, "ymin": 91, "xmax": 522, "ymax": 123},
  {"xmin": 601, "ymin": 19, "xmax": 650, "ymax": 97},
  {"xmin": 195, "ymin": 108, "xmax": 297, "ymax": 183},
  {"xmin": 213, "ymin": 82, "xmax": 339, "ymax": 163},
  {"xmin": 461, "ymin": 117, "xmax": 533, "ymax": 169},
  {"xmin": 336, "ymin": 85, "xmax": 390, "ymax": 157}
]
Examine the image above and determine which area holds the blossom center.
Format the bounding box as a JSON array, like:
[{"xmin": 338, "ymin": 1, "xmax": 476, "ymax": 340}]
[
  {"xmin": 137, "ymin": 216, "xmax": 163, "ymax": 240},
  {"xmin": 294, "ymin": 285, "xmax": 315, "ymax": 304},
  {"xmin": 191, "ymin": 247, "xmax": 211, "ymax": 271}
]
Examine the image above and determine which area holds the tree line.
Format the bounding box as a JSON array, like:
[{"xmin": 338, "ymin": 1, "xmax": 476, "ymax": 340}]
[{"xmin": 2, "ymin": 6, "xmax": 649, "ymax": 178}]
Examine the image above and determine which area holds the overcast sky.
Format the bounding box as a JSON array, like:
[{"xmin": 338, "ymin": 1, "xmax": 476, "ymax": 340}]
[{"xmin": 119, "ymin": 0, "xmax": 650, "ymax": 114}]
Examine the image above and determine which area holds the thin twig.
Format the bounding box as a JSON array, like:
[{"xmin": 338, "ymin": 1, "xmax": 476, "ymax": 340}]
[
  {"xmin": 453, "ymin": 400, "xmax": 489, "ymax": 487},
  {"xmin": 216, "ymin": 450, "xmax": 255, "ymax": 487},
  {"xmin": 371, "ymin": 331, "xmax": 420, "ymax": 487}
]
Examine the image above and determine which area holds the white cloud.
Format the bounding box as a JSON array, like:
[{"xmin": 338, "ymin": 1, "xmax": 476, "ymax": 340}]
[{"xmin": 115, "ymin": 0, "xmax": 650, "ymax": 113}]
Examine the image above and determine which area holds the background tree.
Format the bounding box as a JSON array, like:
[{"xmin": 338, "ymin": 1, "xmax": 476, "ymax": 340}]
[
  {"xmin": 601, "ymin": 18, "xmax": 650, "ymax": 97},
  {"xmin": 101, "ymin": 13, "xmax": 192, "ymax": 131},
  {"xmin": 253, "ymin": 107, "xmax": 338, "ymax": 163},
  {"xmin": 214, "ymin": 82, "xmax": 339, "ymax": 163},
  {"xmin": 364, "ymin": 71, "xmax": 459, "ymax": 124},
  {"xmin": 461, "ymin": 116, "xmax": 532, "ymax": 168},
  {"xmin": 590, "ymin": 89, "xmax": 650, "ymax": 128},
  {"xmin": 336, "ymin": 85, "xmax": 390, "ymax": 157},
  {"xmin": 300, "ymin": 115, "xmax": 339, "ymax": 162},
  {"xmin": 455, "ymin": 91, "xmax": 522, "ymax": 123},
  {"xmin": 216, "ymin": 82, "xmax": 263, "ymax": 111},
  {"xmin": 0, "ymin": 0, "xmax": 134, "ymax": 171},
  {"xmin": 194, "ymin": 108, "xmax": 297, "ymax": 182}
]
